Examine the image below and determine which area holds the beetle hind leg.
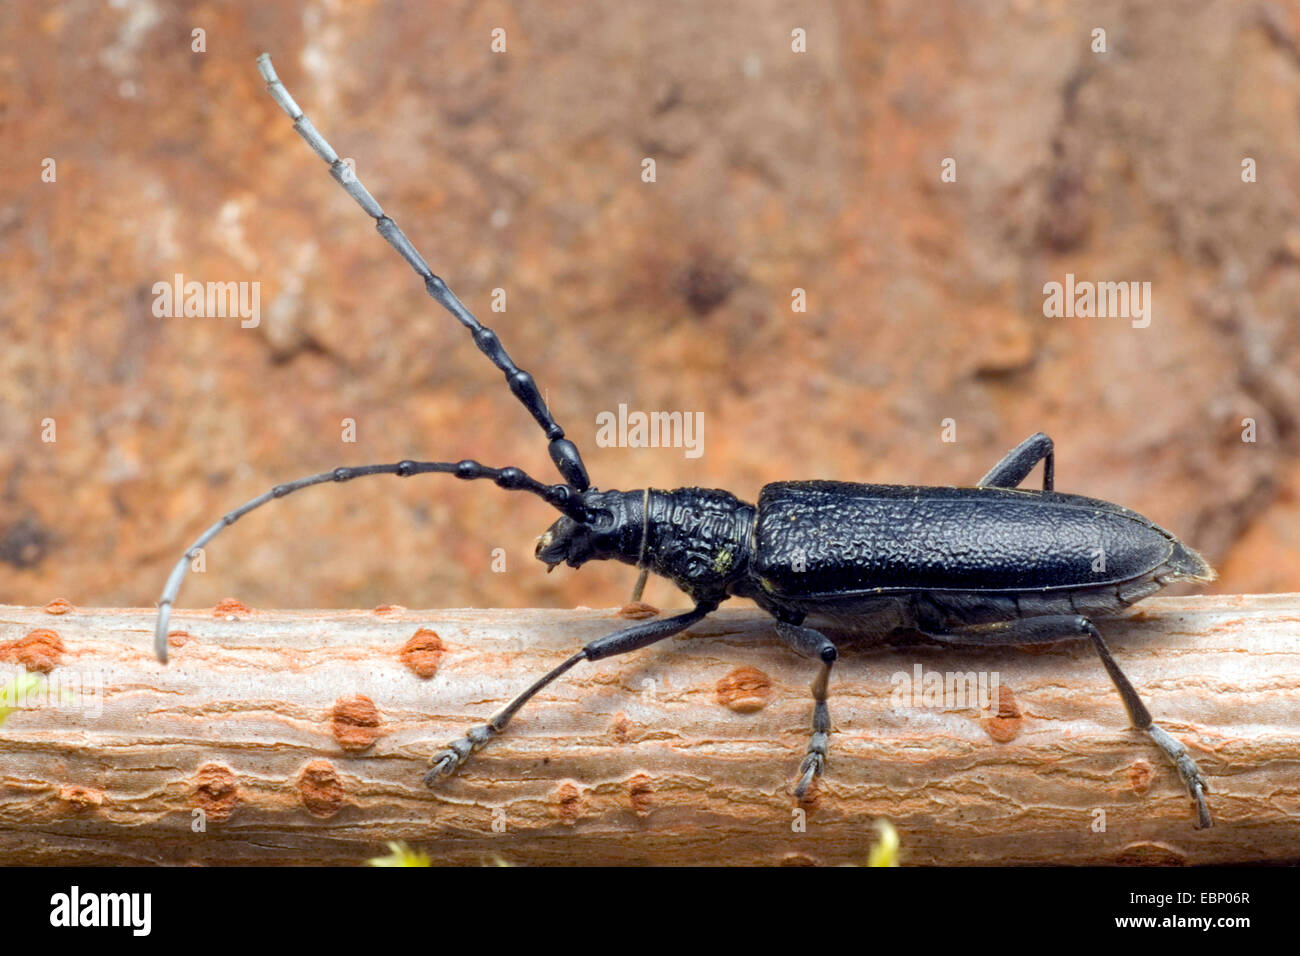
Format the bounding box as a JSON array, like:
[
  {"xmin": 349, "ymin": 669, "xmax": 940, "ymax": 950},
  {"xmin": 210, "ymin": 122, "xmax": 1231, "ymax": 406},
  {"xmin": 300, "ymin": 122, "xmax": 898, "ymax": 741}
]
[
  {"xmin": 921, "ymin": 614, "xmax": 1213, "ymax": 828},
  {"xmin": 775, "ymin": 621, "xmax": 838, "ymax": 798},
  {"xmin": 978, "ymin": 432, "xmax": 1054, "ymax": 490},
  {"xmin": 1085, "ymin": 619, "xmax": 1213, "ymax": 829}
]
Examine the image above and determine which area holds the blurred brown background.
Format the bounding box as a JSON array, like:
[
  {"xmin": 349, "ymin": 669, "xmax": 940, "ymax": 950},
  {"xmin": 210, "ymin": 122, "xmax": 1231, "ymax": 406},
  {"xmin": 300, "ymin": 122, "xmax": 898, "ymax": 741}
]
[{"xmin": 1, "ymin": 0, "xmax": 1298, "ymax": 614}]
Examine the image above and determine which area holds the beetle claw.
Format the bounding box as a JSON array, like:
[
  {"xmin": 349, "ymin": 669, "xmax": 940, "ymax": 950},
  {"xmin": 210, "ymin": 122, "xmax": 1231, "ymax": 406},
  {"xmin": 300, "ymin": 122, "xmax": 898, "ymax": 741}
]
[
  {"xmin": 1192, "ymin": 784, "xmax": 1213, "ymax": 830},
  {"xmin": 793, "ymin": 753, "xmax": 823, "ymax": 799},
  {"xmin": 424, "ymin": 750, "xmax": 460, "ymax": 786}
]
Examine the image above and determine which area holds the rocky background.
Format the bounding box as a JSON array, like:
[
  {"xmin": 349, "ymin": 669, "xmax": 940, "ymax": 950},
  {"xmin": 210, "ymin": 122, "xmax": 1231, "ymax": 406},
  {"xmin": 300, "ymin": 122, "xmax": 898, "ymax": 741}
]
[{"xmin": 2, "ymin": 0, "xmax": 1298, "ymax": 615}]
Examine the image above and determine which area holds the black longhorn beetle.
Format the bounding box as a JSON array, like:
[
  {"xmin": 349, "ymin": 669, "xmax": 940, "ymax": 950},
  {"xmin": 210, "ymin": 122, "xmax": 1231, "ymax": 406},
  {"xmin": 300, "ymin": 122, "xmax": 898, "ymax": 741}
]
[{"xmin": 154, "ymin": 53, "xmax": 1217, "ymax": 829}]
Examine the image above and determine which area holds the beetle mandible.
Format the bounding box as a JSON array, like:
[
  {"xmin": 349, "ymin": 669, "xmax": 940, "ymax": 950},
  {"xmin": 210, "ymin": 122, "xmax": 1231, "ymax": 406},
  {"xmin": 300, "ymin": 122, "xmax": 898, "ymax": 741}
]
[{"xmin": 153, "ymin": 53, "xmax": 1216, "ymax": 829}]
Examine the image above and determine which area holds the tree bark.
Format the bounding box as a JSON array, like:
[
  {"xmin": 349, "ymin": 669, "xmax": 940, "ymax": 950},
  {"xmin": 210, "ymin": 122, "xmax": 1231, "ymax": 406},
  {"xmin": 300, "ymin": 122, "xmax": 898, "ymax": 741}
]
[{"xmin": 0, "ymin": 594, "xmax": 1297, "ymax": 866}]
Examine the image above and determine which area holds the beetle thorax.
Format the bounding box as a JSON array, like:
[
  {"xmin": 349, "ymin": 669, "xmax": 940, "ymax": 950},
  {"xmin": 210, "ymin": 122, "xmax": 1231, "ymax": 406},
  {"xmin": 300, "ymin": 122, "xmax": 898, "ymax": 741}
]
[
  {"xmin": 534, "ymin": 487, "xmax": 755, "ymax": 601},
  {"xmin": 638, "ymin": 488, "xmax": 756, "ymax": 599}
]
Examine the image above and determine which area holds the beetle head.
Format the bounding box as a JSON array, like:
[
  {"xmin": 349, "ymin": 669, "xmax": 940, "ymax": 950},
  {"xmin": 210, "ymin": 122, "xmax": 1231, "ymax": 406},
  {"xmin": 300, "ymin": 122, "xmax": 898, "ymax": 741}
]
[{"xmin": 534, "ymin": 491, "xmax": 636, "ymax": 571}]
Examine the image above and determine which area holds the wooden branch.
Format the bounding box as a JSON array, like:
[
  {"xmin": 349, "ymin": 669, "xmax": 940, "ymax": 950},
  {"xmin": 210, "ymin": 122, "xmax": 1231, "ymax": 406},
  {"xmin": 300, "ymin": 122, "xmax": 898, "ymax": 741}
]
[{"xmin": 0, "ymin": 595, "xmax": 1297, "ymax": 866}]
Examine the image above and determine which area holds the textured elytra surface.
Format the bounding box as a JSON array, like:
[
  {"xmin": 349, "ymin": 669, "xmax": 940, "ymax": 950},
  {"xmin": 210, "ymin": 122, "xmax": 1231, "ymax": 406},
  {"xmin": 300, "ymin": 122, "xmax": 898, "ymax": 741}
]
[
  {"xmin": 752, "ymin": 482, "xmax": 1179, "ymax": 593},
  {"xmin": 2, "ymin": 1, "xmax": 1300, "ymax": 616}
]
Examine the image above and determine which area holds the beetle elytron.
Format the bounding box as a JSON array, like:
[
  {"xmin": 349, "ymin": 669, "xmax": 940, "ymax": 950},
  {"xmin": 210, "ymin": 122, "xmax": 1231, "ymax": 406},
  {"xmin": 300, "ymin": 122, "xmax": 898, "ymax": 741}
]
[{"xmin": 154, "ymin": 54, "xmax": 1216, "ymax": 828}]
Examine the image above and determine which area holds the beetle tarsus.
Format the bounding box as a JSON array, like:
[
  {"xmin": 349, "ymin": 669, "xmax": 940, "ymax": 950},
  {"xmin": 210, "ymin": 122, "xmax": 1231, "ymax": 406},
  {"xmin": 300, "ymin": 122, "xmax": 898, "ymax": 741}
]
[
  {"xmin": 425, "ymin": 724, "xmax": 493, "ymax": 784},
  {"xmin": 424, "ymin": 754, "xmax": 458, "ymax": 785},
  {"xmin": 794, "ymin": 752, "xmax": 823, "ymax": 798},
  {"xmin": 1147, "ymin": 724, "xmax": 1214, "ymax": 828},
  {"xmin": 425, "ymin": 750, "xmax": 462, "ymax": 784}
]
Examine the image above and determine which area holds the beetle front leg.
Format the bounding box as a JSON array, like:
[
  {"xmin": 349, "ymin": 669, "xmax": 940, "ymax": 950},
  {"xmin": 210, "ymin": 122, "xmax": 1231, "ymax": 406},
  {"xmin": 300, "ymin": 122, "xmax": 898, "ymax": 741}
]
[
  {"xmin": 426, "ymin": 603, "xmax": 716, "ymax": 784},
  {"xmin": 424, "ymin": 649, "xmax": 586, "ymax": 783},
  {"xmin": 978, "ymin": 432, "xmax": 1054, "ymax": 490},
  {"xmin": 774, "ymin": 620, "xmax": 838, "ymax": 798},
  {"xmin": 921, "ymin": 614, "xmax": 1212, "ymax": 828}
]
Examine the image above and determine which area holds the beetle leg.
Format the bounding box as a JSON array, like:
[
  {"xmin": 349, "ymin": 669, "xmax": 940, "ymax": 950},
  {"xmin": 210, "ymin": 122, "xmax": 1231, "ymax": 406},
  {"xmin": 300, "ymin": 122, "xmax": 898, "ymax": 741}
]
[
  {"xmin": 626, "ymin": 487, "xmax": 653, "ymax": 605},
  {"xmin": 977, "ymin": 432, "xmax": 1054, "ymax": 491},
  {"xmin": 774, "ymin": 621, "xmax": 838, "ymax": 798},
  {"xmin": 425, "ymin": 602, "xmax": 717, "ymax": 784},
  {"xmin": 627, "ymin": 566, "xmax": 651, "ymax": 604},
  {"xmin": 921, "ymin": 614, "xmax": 1213, "ymax": 828}
]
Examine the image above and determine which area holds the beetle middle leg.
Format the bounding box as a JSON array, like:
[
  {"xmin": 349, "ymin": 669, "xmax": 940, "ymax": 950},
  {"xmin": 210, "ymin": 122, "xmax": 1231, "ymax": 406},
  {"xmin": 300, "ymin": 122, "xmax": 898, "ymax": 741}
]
[
  {"xmin": 774, "ymin": 620, "xmax": 838, "ymax": 798},
  {"xmin": 425, "ymin": 602, "xmax": 717, "ymax": 784},
  {"xmin": 625, "ymin": 487, "xmax": 653, "ymax": 606},
  {"xmin": 920, "ymin": 614, "xmax": 1213, "ymax": 828},
  {"xmin": 978, "ymin": 431, "xmax": 1054, "ymax": 490}
]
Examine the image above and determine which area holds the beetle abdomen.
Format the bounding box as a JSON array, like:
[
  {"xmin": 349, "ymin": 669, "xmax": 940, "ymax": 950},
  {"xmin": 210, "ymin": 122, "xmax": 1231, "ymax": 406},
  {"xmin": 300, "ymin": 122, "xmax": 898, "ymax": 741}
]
[{"xmin": 751, "ymin": 481, "xmax": 1212, "ymax": 599}]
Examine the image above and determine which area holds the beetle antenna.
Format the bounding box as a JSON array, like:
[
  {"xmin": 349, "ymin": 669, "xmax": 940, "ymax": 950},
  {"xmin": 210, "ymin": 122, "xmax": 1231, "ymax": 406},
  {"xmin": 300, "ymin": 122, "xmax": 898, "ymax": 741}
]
[
  {"xmin": 255, "ymin": 53, "xmax": 590, "ymax": 492},
  {"xmin": 152, "ymin": 458, "xmax": 588, "ymax": 662}
]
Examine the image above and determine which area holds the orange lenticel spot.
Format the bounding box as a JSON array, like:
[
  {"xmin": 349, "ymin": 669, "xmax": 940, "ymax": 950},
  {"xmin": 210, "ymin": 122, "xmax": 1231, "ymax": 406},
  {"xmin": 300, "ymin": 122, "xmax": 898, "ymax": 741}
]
[
  {"xmin": 213, "ymin": 598, "xmax": 251, "ymax": 616},
  {"xmin": 715, "ymin": 666, "xmax": 773, "ymax": 713},
  {"xmin": 399, "ymin": 628, "xmax": 444, "ymax": 678},
  {"xmin": 0, "ymin": 629, "xmax": 65, "ymax": 674},
  {"xmin": 298, "ymin": 760, "xmax": 346, "ymax": 818},
  {"xmin": 331, "ymin": 695, "xmax": 383, "ymax": 751}
]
